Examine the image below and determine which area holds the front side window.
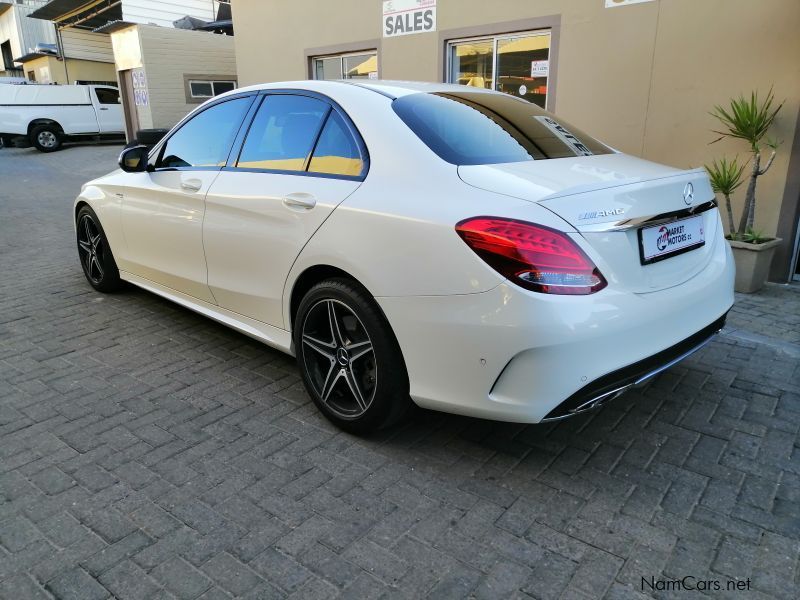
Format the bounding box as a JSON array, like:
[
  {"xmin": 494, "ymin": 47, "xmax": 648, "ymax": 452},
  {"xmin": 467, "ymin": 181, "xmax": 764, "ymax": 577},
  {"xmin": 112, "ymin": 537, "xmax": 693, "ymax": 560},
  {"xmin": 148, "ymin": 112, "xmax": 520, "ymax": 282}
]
[
  {"xmin": 237, "ymin": 95, "xmax": 328, "ymax": 172},
  {"xmin": 94, "ymin": 88, "xmax": 119, "ymax": 104},
  {"xmin": 158, "ymin": 97, "xmax": 251, "ymax": 169},
  {"xmin": 393, "ymin": 91, "xmax": 611, "ymax": 165},
  {"xmin": 312, "ymin": 52, "xmax": 377, "ymax": 81},
  {"xmin": 448, "ymin": 31, "xmax": 551, "ymax": 109}
]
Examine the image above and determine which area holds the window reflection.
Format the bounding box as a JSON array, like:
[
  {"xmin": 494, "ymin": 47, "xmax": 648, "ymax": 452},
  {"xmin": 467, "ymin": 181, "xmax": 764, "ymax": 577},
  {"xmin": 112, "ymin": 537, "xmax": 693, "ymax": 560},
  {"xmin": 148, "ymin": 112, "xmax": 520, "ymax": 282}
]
[
  {"xmin": 237, "ymin": 95, "xmax": 328, "ymax": 171},
  {"xmin": 308, "ymin": 111, "xmax": 364, "ymax": 177},
  {"xmin": 158, "ymin": 97, "xmax": 250, "ymax": 168}
]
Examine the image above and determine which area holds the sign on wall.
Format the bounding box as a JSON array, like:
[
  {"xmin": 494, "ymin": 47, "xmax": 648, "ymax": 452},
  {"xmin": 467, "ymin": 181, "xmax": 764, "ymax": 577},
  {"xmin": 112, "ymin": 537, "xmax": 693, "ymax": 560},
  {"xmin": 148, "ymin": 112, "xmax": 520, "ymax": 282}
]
[
  {"xmin": 531, "ymin": 60, "xmax": 549, "ymax": 78},
  {"xmin": 605, "ymin": 0, "xmax": 655, "ymax": 7},
  {"xmin": 132, "ymin": 68, "xmax": 148, "ymax": 107},
  {"xmin": 383, "ymin": 0, "xmax": 436, "ymax": 38}
]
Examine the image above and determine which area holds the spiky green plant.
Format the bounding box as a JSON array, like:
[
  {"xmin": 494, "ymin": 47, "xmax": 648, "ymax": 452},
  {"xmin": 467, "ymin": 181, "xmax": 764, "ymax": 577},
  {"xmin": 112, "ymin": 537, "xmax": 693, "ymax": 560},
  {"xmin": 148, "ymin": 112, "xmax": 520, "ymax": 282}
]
[
  {"xmin": 705, "ymin": 156, "xmax": 746, "ymax": 239},
  {"xmin": 711, "ymin": 88, "xmax": 783, "ymax": 236}
]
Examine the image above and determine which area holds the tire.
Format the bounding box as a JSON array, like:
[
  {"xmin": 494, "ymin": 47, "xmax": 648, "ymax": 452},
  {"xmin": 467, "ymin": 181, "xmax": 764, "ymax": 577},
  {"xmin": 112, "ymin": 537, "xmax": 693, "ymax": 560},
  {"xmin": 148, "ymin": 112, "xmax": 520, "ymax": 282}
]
[
  {"xmin": 31, "ymin": 124, "xmax": 62, "ymax": 152},
  {"xmin": 294, "ymin": 278, "xmax": 411, "ymax": 433},
  {"xmin": 76, "ymin": 206, "xmax": 124, "ymax": 293}
]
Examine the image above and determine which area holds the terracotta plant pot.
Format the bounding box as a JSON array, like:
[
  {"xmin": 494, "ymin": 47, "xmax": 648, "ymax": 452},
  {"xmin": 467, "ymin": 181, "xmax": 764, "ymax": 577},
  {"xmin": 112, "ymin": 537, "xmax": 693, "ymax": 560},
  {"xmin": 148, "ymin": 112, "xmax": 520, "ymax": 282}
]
[{"xmin": 728, "ymin": 237, "xmax": 782, "ymax": 293}]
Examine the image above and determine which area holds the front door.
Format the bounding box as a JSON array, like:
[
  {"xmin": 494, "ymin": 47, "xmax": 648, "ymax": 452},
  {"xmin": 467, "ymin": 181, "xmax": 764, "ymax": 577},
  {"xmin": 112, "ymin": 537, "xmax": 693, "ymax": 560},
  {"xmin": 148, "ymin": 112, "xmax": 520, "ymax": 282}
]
[
  {"xmin": 204, "ymin": 93, "xmax": 367, "ymax": 328},
  {"xmin": 92, "ymin": 87, "xmax": 124, "ymax": 133},
  {"xmin": 120, "ymin": 95, "xmax": 253, "ymax": 302}
]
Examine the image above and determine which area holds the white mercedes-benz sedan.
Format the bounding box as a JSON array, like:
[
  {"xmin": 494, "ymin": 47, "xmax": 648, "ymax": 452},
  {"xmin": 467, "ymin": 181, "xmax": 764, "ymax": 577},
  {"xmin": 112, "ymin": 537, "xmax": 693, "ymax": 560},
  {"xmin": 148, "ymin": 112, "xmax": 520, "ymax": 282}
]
[{"xmin": 74, "ymin": 80, "xmax": 734, "ymax": 432}]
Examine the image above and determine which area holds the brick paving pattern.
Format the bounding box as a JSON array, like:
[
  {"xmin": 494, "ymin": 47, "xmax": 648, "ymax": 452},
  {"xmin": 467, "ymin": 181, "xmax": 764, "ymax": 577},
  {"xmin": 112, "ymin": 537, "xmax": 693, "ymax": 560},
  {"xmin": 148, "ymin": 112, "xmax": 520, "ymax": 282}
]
[{"xmin": 1, "ymin": 145, "xmax": 799, "ymax": 599}]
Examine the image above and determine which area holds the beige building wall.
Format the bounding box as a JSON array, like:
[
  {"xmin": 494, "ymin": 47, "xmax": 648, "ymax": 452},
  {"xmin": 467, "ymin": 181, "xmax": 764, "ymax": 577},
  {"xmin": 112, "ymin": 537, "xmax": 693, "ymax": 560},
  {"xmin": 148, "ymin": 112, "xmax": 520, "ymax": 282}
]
[
  {"xmin": 232, "ymin": 0, "xmax": 800, "ymax": 280},
  {"xmin": 111, "ymin": 24, "xmax": 237, "ymax": 132},
  {"xmin": 60, "ymin": 27, "xmax": 114, "ymax": 63},
  {"xmin": 17, "ymin": 55, "xmax": 114, "ymax": 84}
]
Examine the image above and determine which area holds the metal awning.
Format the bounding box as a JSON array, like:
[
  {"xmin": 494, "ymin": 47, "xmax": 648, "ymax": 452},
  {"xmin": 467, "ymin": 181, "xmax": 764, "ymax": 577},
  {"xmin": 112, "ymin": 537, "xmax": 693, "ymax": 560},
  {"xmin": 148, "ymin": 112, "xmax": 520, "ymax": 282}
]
[
  {"xmin": 92, "ymin": 19, "xmax": 134, "ymax": 34},
  {"xmin": 13, "ymin": 52, "xmax": 55, "ymax": 64},
  {"xmin": 29, "ymin": 0, "xmax": 123, "ymax": 30}
]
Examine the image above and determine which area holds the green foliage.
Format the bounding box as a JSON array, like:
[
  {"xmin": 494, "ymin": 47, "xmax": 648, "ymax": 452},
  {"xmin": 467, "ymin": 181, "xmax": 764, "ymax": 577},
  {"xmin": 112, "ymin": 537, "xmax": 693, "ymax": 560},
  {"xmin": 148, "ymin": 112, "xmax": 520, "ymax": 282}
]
[
  {"xmin": 741, "ymin": 228, "xmax": 769, "ymax": 244},
  {"xmin": 711, "ymin": 88, "xmax": 783, "ymax": 152},
  {"xmin": 709, "ymin": 88, "xmax": 783, "ymax": 237},
  {"xmin": 705, "ymin": 156, "xmax": 745, "ymax": 197}
]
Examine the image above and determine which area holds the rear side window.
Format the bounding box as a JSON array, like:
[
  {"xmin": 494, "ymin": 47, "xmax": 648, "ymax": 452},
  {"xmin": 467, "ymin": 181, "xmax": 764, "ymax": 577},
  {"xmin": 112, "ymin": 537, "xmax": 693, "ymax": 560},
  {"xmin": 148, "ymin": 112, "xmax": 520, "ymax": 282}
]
[
  {"xmin": 237, "ymin": 95, "xmax": 328, "ymax": 171},
  {"xmin": 158, "ymin": 97, "xmax": 251, "ymax": 168},
  {"xmin": 94, "ymin": 88, "xmax": 119, "ymax": 104},
  {"xmin": 308, "ymin": 111, "xmax": 365, "ymax": 177},
  {"xmin": 393, "ymin": 91, "xmax": 611, "ymax": 165}
]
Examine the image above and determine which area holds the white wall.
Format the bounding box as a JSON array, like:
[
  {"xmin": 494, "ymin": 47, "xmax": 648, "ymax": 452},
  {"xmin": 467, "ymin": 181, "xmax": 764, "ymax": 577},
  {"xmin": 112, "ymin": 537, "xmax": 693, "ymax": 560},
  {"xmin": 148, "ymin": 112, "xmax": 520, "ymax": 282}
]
[
  {"xmin": 0, "ymin": 1, "xmax": 56, "ymax": 74},
  {"xmin": 122, "ymin": 0, "xmax": 216, "ymax": 28}
]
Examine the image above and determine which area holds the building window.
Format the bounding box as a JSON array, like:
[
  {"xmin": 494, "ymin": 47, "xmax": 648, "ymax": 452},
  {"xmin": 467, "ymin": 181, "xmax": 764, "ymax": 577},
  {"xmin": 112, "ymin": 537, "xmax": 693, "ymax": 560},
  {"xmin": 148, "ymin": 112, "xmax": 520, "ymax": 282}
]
[
  {"xmin": 188, "ymin": 79, "xmax": 237, "ymax": 99},
  {"xmin": 447, "ymin": 30, "xmax": 551, "ymax": 108},
  {"xmin": 312, "ymin": 51, "xmax": 377, "ymax": 81}
]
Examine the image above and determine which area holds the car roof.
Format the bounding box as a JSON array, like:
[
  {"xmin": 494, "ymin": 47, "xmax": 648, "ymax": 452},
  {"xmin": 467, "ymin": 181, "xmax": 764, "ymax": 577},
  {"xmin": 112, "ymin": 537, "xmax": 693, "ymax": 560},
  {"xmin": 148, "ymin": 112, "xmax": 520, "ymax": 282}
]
[{"xmin": 231, "ymin": 79, "xmax": 494, "ymax": 100}]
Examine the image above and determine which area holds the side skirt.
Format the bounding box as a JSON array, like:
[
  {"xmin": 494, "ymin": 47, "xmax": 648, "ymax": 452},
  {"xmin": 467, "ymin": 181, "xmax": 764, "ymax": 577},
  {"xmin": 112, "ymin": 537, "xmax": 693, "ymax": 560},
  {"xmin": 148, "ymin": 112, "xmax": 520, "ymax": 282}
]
[{"xmin": 120, "ymin": 271, "xmax": 294, "ymax": 356}]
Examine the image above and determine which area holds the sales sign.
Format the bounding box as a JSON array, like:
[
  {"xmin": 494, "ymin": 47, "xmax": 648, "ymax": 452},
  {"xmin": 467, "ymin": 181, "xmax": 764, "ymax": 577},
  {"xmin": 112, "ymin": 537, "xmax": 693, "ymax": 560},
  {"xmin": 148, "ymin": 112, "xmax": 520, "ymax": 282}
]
[
  {"xmin": 605, "ymin": 0, "xmax": 655, "ymax": 7},
  {"xmin": 383, "ymin": 0, "xmax": 436, "ymax": 38}
]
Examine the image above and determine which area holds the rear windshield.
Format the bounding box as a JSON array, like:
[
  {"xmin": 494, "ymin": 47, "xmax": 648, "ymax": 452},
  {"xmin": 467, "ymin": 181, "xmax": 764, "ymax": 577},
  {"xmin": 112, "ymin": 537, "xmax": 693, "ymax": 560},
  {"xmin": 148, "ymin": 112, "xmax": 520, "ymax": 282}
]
[{"xmin": 392, "ymin": 91, "xmax": 612, "ymax": 165}]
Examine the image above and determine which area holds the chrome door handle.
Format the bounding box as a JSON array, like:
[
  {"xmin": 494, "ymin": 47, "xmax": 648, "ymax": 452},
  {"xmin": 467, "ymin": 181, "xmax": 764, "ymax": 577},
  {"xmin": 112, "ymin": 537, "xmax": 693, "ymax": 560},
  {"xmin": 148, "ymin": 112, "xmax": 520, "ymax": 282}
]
[
  {"xmin": 283, "ymin": 193, "xmax": 316, "ymax": 210},
  {"xmin": 181, "ymin": 178, "xmax": 202, "ymax": 192},
  {"xmin": 99, "ymin": 107, "xmax": 109, "ymax": 111}
]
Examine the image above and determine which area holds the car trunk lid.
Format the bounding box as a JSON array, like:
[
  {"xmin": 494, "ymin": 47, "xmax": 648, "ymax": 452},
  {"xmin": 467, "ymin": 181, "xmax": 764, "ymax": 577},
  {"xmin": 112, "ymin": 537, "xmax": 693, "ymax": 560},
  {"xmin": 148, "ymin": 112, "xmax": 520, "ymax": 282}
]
[{"xmin": 458, "ymin": 154, "xmax": 720, "ymax": 293}]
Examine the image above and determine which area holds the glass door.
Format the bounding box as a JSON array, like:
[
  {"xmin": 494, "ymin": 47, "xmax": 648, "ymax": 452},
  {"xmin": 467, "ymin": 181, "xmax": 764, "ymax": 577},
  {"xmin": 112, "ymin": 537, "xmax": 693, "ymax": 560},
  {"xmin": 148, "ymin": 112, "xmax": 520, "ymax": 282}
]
[{"xmin": 448, "ymin": 31, "xmax": 551, "ymax": 108}]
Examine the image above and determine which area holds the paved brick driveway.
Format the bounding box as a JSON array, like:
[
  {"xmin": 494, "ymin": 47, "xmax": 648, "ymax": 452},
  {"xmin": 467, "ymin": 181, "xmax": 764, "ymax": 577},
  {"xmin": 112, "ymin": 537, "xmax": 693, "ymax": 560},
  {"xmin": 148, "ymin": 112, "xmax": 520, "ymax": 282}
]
[{"xmin": 1, "ymin": 145, "xmax": 799, "ymax": 599}]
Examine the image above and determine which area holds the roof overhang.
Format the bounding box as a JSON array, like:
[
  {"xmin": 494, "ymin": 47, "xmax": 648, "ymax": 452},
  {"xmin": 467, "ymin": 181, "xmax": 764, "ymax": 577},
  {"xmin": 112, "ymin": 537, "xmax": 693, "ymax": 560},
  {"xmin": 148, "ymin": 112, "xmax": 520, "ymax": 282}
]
[
  {"xmin": 29, "ymin": 0, "xmax": 123, "ymax": 30},
  {"xmin": 92, "ymin": 19, "xmax": 134, "ymax": 34},
  {"xmin": 13, "ymin": 52, "xmax": 56, "ymax": 64}
]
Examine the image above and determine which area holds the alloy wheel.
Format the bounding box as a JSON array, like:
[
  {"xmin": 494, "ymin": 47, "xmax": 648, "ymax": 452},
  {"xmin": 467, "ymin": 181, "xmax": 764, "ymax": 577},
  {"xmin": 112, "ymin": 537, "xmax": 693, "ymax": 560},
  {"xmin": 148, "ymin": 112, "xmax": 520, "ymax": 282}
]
[
  {"xmin": 300, "ymin": 299, "xmax": 377, "ymax": 418},
  {"xmin": 77, "ymin": 214, "xmax": 105, "ymax": 284}
]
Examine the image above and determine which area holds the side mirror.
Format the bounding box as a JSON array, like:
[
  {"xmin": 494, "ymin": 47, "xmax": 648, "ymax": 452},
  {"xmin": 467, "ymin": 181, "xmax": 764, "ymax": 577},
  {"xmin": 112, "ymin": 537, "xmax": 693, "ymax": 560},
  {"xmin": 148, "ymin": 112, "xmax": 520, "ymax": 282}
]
[{"xmin": 119, "ymin": 145, "xmax": 150, "ymax": 172}]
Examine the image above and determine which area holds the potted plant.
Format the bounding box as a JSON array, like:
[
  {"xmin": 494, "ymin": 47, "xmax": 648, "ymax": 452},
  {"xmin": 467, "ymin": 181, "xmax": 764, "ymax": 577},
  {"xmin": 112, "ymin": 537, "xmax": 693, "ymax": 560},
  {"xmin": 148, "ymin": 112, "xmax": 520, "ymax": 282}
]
[{"xmin": 708, "ymin": 89, "xmax": 783, "ymax": 293}]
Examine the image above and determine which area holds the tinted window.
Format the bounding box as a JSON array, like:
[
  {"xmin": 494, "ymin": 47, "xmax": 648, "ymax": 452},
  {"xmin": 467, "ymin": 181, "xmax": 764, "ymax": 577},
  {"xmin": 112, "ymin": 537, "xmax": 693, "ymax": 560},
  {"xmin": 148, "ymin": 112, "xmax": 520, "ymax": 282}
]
[
  {"xmin": 393, "ymin": 91, "xmax": 611, "ymax": 165},
  {"xmin": 237, "ymin": 95, "xmax": 328, "ymax": 171},
  {"xmin": 158, "ymin": 97, "xmax": 250, "ymax": 169},
  {"xmin": 95, "ymin": 88, "xmax": 119, "ymax": 104},
  {"xmin": 213, "ymin": 81, "xmax": 236, "ymax": 95},
  {"xmin": 308, "ymin": 111, "xmax": 364, "ymax": 177}
]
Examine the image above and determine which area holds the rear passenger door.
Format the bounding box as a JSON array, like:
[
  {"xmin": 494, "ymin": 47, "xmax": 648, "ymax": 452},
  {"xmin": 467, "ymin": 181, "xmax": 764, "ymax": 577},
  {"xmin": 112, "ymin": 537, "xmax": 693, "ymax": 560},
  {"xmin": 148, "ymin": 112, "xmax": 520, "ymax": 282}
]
[{"xmin": 203, "ymin": 91, "xmax": 368, "ymax": 328}]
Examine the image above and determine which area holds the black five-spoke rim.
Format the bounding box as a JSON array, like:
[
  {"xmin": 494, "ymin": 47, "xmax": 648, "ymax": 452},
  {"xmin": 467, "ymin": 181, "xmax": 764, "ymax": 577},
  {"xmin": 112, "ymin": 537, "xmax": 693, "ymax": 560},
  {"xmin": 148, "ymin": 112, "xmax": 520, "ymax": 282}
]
[
  {"xmin": 301, "ymin": 299, "xmax": 376, "ymax": 418},
  {"xmin": 77, "ymin": 214, "xmax": 105, "ymax": 284}
]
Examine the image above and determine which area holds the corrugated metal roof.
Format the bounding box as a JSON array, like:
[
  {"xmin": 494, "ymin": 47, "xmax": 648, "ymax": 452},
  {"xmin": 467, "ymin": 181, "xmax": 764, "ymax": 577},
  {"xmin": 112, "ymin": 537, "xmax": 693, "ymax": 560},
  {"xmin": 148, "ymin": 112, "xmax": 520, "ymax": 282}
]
[{"xmin": 29, "ymin": 0, "xmax": 122, "ymax": 30}]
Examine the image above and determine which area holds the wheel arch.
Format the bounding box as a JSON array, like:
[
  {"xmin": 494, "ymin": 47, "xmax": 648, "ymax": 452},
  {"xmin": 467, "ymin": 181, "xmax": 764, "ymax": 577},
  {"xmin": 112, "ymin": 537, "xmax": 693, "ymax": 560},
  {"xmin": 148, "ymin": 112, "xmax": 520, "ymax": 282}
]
[
  {"xmin": 28, "ymin": 119, "xmax": 64, "ymax": 136},
  {"xmin": 288, "ymin": 264, "xmax": 364, "ymax": 332}
]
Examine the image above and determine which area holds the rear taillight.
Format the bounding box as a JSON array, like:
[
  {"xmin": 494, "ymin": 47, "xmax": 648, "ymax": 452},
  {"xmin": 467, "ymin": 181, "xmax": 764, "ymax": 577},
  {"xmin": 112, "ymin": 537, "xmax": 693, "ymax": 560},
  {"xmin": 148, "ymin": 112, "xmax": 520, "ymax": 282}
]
[{"xmin": 455, "ymin": 217, "xmax": 607, "ymax": 295}]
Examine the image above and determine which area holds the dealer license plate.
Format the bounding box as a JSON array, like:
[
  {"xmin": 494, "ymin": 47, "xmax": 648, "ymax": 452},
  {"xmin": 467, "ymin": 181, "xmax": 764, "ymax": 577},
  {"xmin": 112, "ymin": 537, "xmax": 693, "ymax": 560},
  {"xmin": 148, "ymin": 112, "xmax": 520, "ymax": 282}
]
[{"xmin": 639, "ymin": 215, "xmax": 705, "ymax": 265}]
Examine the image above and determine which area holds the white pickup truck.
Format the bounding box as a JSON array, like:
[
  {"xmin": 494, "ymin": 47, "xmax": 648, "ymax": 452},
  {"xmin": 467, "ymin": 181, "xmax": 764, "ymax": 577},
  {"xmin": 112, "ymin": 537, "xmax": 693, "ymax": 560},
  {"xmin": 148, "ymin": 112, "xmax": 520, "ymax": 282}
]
[{"xmin": 0, "ymin": 84, "xmax": 124, "ymax": 152}]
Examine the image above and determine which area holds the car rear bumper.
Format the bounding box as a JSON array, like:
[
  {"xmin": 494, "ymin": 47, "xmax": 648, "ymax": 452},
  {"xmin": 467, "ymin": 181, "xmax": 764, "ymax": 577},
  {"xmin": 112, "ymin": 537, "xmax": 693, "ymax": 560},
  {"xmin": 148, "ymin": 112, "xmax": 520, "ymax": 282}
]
[{"xmin": 376, "ymin": 237, "xmax": 734, "ymax": 424}]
